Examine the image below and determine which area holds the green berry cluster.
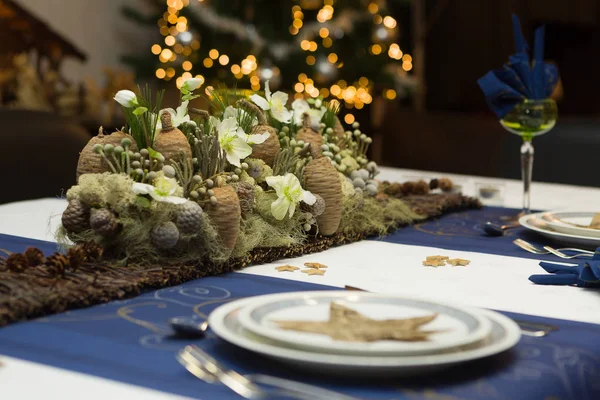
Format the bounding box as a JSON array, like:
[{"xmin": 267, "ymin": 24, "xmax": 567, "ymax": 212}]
[{"xmin": 93, "ymin": 138, "xmax": 164, "ymax": 182}]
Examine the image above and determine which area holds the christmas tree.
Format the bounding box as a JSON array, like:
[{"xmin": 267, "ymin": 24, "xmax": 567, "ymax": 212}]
[{"xmin": 123, "ymin": 0, "xmax": 415, "ymax": 124}]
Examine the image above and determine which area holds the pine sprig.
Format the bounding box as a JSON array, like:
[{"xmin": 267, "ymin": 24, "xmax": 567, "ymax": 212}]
[{"xmin": 123, "ymin": 85, "xmax": 164, "ymax": 149}]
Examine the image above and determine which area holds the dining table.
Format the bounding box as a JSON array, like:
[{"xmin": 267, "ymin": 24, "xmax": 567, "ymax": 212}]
[{"xmin": 1, "ymin": 166, "xmax": 599, "ymax": 400}]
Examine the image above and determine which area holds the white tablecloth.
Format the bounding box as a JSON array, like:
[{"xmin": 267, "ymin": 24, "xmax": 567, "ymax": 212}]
[{"xmin": 1, "ymin": 168, "xmax": 599, "ymax": 399}]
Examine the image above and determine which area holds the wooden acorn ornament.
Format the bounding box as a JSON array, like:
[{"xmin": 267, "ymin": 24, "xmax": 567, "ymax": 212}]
[
  {"xmin": 152, "ymin": 111, "xmax": 193, "ymax": 164},
  {"xmin": 205, "ymin": 185, "xmax": 241, "ymax": 250},
  {"xmin": 296, "ymin": 112, "xmax": 323, "ymax": 159},
  {"xmin": 303, "ymin": 156, "xmax": 342, "ymax": 236},
  {"xmin": 76, "ymin": 128, "xmax": 138, "ymax": 180},
  {"xmin": 237, "ymin": 99, "xmax": 280, "ymax": 166}
]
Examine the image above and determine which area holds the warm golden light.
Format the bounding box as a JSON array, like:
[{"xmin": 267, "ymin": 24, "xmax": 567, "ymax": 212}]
[
  {"xmin": 344, "ymin": 114, "xmax": 355, "ymax": 124},
  {"xmin": 402, "ymin": 61, "xmax": 413, "ymax": 71},
  {"xmin": 319, "ymin": 27, "xmax": 329, "ymax": 38},
  {"xmin": 166, "ymin": 67, "xmax": 176, "ymax": 77},
  {"xmin": 165, "ymin": 35, "xmax": 176, "ymax": 46},
  {"xmin": 176, "ymin": 22, "xmax": 187, "ymax": 32},
  {"xmin": 298, "ymin": 73, "xmax": 307, "ymax": 82},
  {"xmin": 327, "ymin": 53, "xmax": 338, "ymax": 63},
  {"xmin": 156, "ymin": 68, "xmax": 166, "ymax": 79},
  {"xmin": 203, "ymin": 58, "xmax": 214, "ymax": 68},
  {"xmin": 306, "ymin": 55, "xmax": 316, "ymax": 65},
  {"xmin": 182, "ymin": 71, "xmax": 192, "ymax": 80},
  {"xmin": 209, "ymin": 49, "xmax": 219, "ymax": 59},
  {"xmin": 374, "ymin": 14, "xmax": 383, "ymax": 24},
  {"xmin": 167, "ymin": 14, "xmax": 178, "ymax": 24},
  {"xmin": 402, "ymin": 54, "xmax": 412, "ymax": 62},
  {"xmin": 371, "ymin": 44, "xmax": 382, "ymax": 55},
  {"xmin": 368, "ymin": 2, "xmax": 379, "ymax": 14},
  {"xmin": 191, "ymin": 40, "xmax": 200, "ymax": 50},
  {"xmin": 323, "ymin": 37, "xmax": 333, "ymax": 48},
  {"xmin": 250, "ymin": 76, "xmax": 260, "ymax": 85},
  {"xmin": 293, "ymin": 11, "xmax": 303, "ymax": 19},
  {"xmin": 231, "ymin": 64, "xmax": 241, "ymax": 74},
  {"xmin": 161, "ymin": 48, "xmax": 173, "ymax": 59},
  {"xmin": 293, "ymin": 19, "xmax": 303, "ymax": 28},
  {"xmin": 383, "ymin": 16, "xmax": 397, "ymax": 29},
  {"xmin": 294, "ymin": 82, "xmax": 304, "ymax": 92},
  {"xmin": 300, "ymin": 40, "xmax": 310, "ymax": 51},
  {"xmin": 219, "ymin": 54, "xmax": 230, "ymax": 65},
  {"xmin": 320, "ymin": 88, "xmax": 330, "ymax": 97},
  {"xmin": 359, "ymin": 77, "xmax": 369, "ymax": 87},
  {"xmin": 330, "ymin": 84, "xmax": 341, "ymax": 96},
  {"xmin": 289, "ymin": 26, "xmax": 299, "ymax": 35},
  {"xmin": 151, "ymin": 44, "xmax": 162, "ymax": 55},
  {"xmin": 182, "ymin": 61, "xmax": 192, "ymax": 71},
  {"xmin": 385, "ymin": 89, "xmax": 397, "ymax": 100}
]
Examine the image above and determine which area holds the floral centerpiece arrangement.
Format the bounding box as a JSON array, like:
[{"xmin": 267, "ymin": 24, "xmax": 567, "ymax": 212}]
[{"xmin": 0, "ymin": 80, "xmax": 479, "ymax": 326}]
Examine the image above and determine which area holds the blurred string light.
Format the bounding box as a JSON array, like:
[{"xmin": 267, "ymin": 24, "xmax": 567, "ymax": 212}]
[{"xmin": 153, "ymin": 0, "xmax": 411, "ymax": 102}]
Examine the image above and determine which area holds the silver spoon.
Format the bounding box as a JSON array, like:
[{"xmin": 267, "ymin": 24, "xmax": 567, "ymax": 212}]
[
  {"xmin": 170, "ymin": 318, "xmax": 209, "ymax": 338},
  {"xmin": 484, "ymin": 221, "xmax": 520, "ymax": 236}
]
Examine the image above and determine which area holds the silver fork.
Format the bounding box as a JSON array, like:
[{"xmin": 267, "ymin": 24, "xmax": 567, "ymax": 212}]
[
  {"xmin": 177, "ymin": 345, "xmax": 361, "ymax": 400},
  {"xmin": 513, "ymin": 239, "xmax": 593, "ymax": 258}
]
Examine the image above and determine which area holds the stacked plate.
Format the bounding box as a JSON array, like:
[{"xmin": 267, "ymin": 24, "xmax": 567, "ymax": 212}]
[
  {"xmin": 208, "ymin": 291, "xmax": 521, "ymax": 376},
  {"xmin": 519, "ymin": 211, "xmax": 600, "ymax": 248}
]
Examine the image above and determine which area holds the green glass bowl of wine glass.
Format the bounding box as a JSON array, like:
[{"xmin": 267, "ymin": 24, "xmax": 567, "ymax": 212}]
[
  {"xmin": 500, "ymin": 98, "xmax": 558, "ymax": 142},
  {"xmin": 499, "ymin": 98, "xmax": 558, "ymax": 215}
]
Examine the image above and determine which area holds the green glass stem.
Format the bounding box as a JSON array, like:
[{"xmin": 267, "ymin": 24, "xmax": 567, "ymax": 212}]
[{"xmin": 520, "ymin": 139, "xmax": 534, "ymax": 215}]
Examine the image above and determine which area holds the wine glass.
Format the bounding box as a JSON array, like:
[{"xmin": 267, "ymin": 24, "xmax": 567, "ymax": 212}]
[{"xmin": 500, "ymin": 98, "xmax": 558, "ymax": 215}]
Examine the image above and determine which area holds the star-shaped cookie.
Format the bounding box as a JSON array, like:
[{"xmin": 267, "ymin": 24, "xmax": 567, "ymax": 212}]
[
  {"xmin": 301, "ymin": 268, "xmax": 325, "ymax": 276},
  {"xmin": 448, "ymin": 258, "xmax": 470, "ymax": 266},
  {"xmin": 274, "ymin": 302, "xmax": 438, "ymax": 342},
  {"xmin": 304, "ymin": 262, "xmax": 328, "ymax": 269},
  {"xmin": 275, "ymin": 265, "xmax": 300, "ymax": 272},
  {"xmin": 422, "ymin": 260, "xmax": 446, "ymax": 267}
]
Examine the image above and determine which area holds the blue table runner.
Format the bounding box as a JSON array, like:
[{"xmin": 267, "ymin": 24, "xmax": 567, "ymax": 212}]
[{"xmin": 1, "ymin": 207, "xmax": 599, "ymax": 399}]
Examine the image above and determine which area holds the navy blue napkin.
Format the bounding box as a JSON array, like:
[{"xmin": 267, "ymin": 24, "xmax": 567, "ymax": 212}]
[
  {"xmin": 477, "ymin": 15, "xmax": 559, "ymax": 118},
  {"xmin": 529, "ymin": 249, "xmax": 600, "ymax": 287}
]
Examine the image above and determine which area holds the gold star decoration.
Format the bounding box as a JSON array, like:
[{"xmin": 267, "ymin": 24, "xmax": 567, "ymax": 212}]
[
  {"xmin": 301, "ymin": 268, "xmax": 325, "ymax": 276},
  {"xmin": 422, "ymin": 260, "xmax": 446, "ymax": 267},
  {"xmin": 448, "ymin": 258, "xmax": 470, "ymax": 266},
  {"xmin": 275, "ymin": 265, "xmax": 300, "ymax": 272},
  {"xmin": 426, "ymin": 255, "xmax": 449, "ymax": 261},
  {"xmin": 274, "ymin": 302, "xmax": 439, "ymax": 342},
  {"xmin": 304, "ymin": 262, "xmax": 328, "ymax": 269}
]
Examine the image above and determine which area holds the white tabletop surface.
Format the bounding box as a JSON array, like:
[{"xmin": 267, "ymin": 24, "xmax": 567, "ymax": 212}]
[{"xmin": 1, "ymin": 167, "xmax": 599, "ymax": 399}]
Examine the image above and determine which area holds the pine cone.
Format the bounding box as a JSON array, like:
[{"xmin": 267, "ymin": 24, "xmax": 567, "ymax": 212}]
[
  {"xmin": 46, "ymin": 253, "xmax": 69, "ymax": 276},
  {"xmin": 90, "ymin": 208, "xmax": 120, "ymax": 237},
  {"xmin": 62, "ymin": 199, "xmax": 90, "ymax": 233},
  {"xmin": 151, "ymin": 221, "xmax": 180, "ymax": 249},
  {"xmin": 67, "ymin": 247, "xmax": 87, "ymax": 270},
  {"xmin": 176, "ymin": 201, "xmax": 203, "ymax": 234},
  {"xmin": 429, "ymin": 178, "xmax": 439, "ymax": 190},
  {"xmin": 438, "ymin": 178, "xmax": 454, "ymax": 192},
  {"xmin": 81, "ymin": 241, "xmax": 103, "ymax": 260},
  {"xmin": 6, "ymin": 253, "xmax": 29, "ymax": 272},
  {"xmin": 301, "ymin": 194, "xmax": 326, "ymax": 217},
  {"xmin": 236, "ymin": 182, "xmax": 255, "ymax": 217},
  {"xmin": 24, "ymin": 247, "xmax": 45, "ymax": 266}
]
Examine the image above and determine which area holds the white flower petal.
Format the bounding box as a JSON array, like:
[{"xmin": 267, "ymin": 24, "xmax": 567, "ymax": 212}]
[
  {"xmin": 271, "ymin": 91, "xmax": 289, "ymax": 107},
  {"xmin": 176, "ymin": 101, "xmax": 189, "ymax": 119},
  {"xmin": 271, "ymin": 196, "xmax": 290, "ymax": 220},
  {"xmin": 265, "ymin": 175, "xmax": 285, "ymax": 196},
  {"xmin": 132, "ymin": 182, "xmax": 154, "ymax": 195},
  {"xmin": 287, "ymin": 202, "xmax": 297, "ymax": 218},
  {"xmin": 250, "ymin": 94, "xmax": 270, "ymax": 110},
  {"xmin": 301, "ymin": 190, "xmax": 317, "ymax": 205},
  {"xmin": 223, "ymin": 106, "xmax": 238, "ymax": 120},
  {"xmin": 182, "ymin": 78, "xmax": 203, "ymax": 91},
  {"xmin": 114, "ymin": 90, "xmax": 137, "ymax": 108},
  {"xmin": 264, "ymin": 81, "xmax": 272, "ymax": 101},
  {"xmin": 247, "ymin": 132, "xmax": 270, "ymax": 145},
  {"xmin": 165, "ymin": 196, "xmax": 188, "ymax": 205}
]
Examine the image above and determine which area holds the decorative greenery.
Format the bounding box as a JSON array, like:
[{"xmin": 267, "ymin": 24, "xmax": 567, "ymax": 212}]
[{"xmin": 122, "ymin": 85, "xmax": 165, "ymax": 149}]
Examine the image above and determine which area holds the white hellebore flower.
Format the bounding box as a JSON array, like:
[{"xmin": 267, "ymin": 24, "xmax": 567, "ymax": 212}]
[
  {"xmin": 114, "ymin": 90, "xmax": 138, "ymax": 108},
  {"xmin": 266, "ymin": 173, "xmax": 316, "ymax": 220},
  {"xmin": 181, "ymin": 77, "xmax": 203, "ymax": 92},
  {"xmin": 132, "ymin": 177, "xmax": 187, "ymax": 205},
  {"xmin": 223, "ymin": 106, "xmax": 258, "ymax": 128},
  {"xmin": 215, "ymin": 117, "xmax": 253, "ymax": 167},
  {"xmin": 291, "ymin": 99, "xmax": 326, "ymax": 129},
  {"xmin": 250, "ymin": 80, "xmax": 293, "ymax": 123},
  {"xmin": 155, "ymin": 100, "xmax": 195, "ymax": 133}
]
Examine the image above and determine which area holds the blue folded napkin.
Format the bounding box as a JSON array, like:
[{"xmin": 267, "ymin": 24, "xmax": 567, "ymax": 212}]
[
  {"xmin": 477, "ymin": 14, "xmax": 559, "ymax": 118},
  {"xmin": 529, "ymin": 249, "xmax": 600, "ymax": 287}
]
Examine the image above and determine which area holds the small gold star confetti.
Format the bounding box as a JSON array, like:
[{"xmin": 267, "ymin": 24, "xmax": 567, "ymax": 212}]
[
  {"xmin": 422, "ymin": 260, "xmax": 446, "ymax": 267},
  {"xmin": 275, "ymin": 265, "xmax": 300, "ymax": 272},
  {"xmin": 448, "ymin": 258, "xmax": 470, "ymax": 266},
  {"xmin": 301, "ymin": 268, "xmax": 325, "ymax": 276},
  {"xmin": 304, "ymin": 262, "xmax": 328, "ymax": 269},
  {"xmin": 426, "ymin": 255, "xmax": 449, "ymax": 261},
  {"xmin": 274, "ymin": 302, "xmax": 439, "ymax": 342}
]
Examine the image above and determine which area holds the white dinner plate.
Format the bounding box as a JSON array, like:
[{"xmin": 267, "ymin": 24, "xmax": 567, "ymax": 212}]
[
  {"xmin": 208, "ymin": 296, "xmax": 521, "ymax": 377},
  {"xmin": 236, "ymin": 291, "xmax": 492, "ymax": 356},
  {"xmin": 519, "ymin": 212, "xmax": 600, "ymax": 249},
  {"xmin": 540, "ymin": 211, "xmax": 600, "ymax": 239}
]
